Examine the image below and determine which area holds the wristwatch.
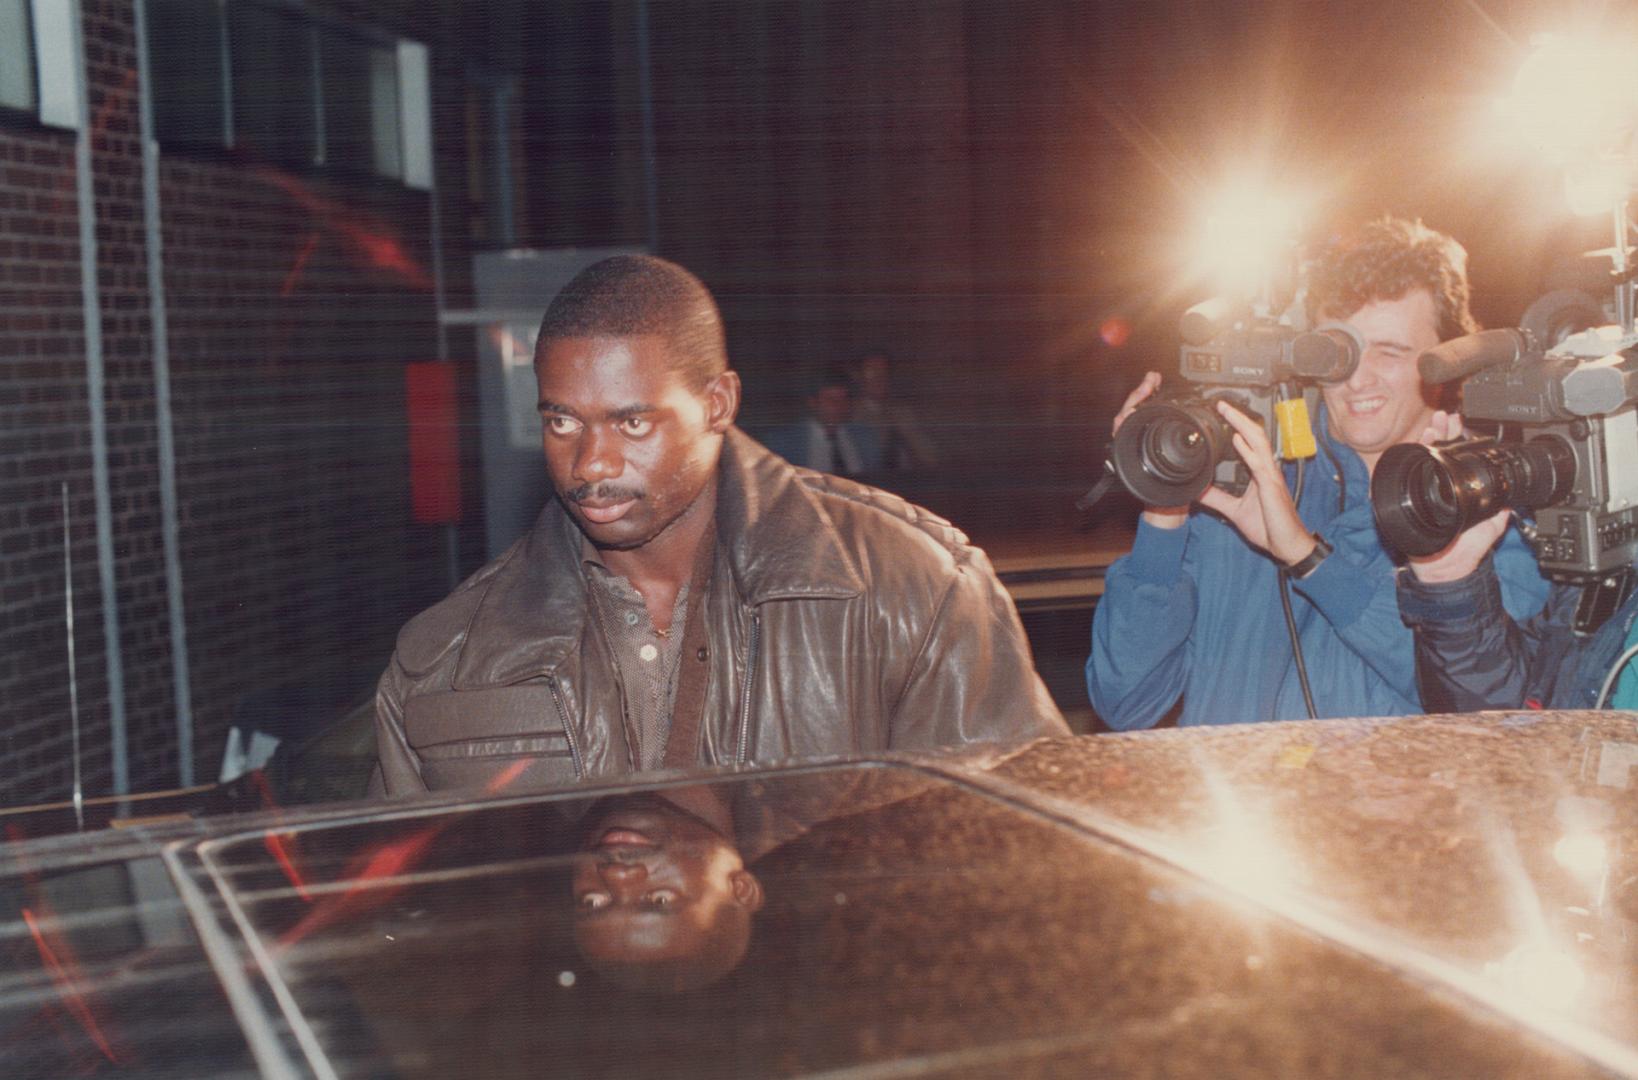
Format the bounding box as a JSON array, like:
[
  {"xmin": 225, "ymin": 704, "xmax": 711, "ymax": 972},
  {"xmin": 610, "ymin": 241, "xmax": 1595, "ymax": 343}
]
[{"xmin": 1282, "ymin": 534, "xmax": 1333, "ymax": 580}]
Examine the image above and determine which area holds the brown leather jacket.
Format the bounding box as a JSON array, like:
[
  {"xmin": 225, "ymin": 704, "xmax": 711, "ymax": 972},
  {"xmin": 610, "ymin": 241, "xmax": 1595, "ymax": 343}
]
[{"xmin": 374, "ymin": 429, "xmax": 1066, "ymax": 794}]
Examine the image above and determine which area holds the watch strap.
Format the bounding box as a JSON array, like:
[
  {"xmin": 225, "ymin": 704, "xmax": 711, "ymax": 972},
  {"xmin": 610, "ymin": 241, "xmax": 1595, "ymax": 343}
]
[{"xmin": 1282, "ymin": 534, "xmax": 1333, "ymax": 580}]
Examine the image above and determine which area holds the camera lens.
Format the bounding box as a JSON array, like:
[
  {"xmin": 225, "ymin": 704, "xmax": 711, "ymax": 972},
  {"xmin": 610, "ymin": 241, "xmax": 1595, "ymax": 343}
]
[
  {"xmin": 1143, "ymin": 415, "xmax": 1210, "ymax": 483},
  {"xmin": 1371, "ymin": 437, "xmax": 1576, "ymax": 557},
  {"xmin": 1110, "ymin": 399, "xmax": 1236, "ymax": 505}
]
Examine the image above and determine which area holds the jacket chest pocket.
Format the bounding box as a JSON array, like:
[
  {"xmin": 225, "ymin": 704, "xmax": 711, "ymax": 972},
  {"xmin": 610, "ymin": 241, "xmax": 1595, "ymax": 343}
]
[{"xmin": 405, "ymin": 684, "xmax": 574, "ymax": 764}]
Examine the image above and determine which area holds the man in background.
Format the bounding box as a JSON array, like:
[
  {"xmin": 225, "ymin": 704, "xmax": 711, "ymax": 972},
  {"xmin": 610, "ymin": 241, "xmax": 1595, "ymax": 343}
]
[
  {"xmin": 761, "ymin": 369, "xmax": 879, "ymax": 477},
  {"xmin": 849, "ymin": 349, "xmax": 939, "ymax": 474}
]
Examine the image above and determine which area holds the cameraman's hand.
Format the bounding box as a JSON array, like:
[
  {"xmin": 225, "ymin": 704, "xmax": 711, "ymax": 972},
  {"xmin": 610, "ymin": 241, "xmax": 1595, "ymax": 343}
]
[
  {"xmin": 1405, "ymin": 409, "xmax": 1508, "ymax": 584},
  {"xmin": 1408, "ymin": 509, "xmax": 1510, "ymax": 583},
  {"xmin": 1421, "ymin": 409, "xmax": 1463, "ymax": 445},
  {"xmin": 1113, "ymin": 372, "xmax": 1189, "ymax": 528},
  {"xmin": 1197, "ymin": 401, "xmax": 1316, "ymax": 566}
]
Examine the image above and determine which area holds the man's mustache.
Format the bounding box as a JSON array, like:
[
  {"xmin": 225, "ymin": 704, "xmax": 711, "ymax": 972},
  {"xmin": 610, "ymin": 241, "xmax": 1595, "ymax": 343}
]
[{"xmin": 566, "ymin": 483, "xmax": 644, "ymax": 505}]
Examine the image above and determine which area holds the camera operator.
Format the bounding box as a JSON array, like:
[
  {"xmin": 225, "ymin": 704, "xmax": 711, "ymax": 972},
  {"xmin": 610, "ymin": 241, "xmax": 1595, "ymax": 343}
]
[
  {"xmin": 1087, "ymin": 217, "xmax": 1551, "ymax": 728},
  {"xmin": 1398, "ymin": 505, "xmax": 1638, "ymax": 710}
]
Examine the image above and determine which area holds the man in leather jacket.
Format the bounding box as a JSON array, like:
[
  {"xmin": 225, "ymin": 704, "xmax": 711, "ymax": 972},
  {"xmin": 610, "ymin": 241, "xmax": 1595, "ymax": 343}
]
[{"xmin": 374, "ymin": 255, "xmax": 1065, "ymax": 795}]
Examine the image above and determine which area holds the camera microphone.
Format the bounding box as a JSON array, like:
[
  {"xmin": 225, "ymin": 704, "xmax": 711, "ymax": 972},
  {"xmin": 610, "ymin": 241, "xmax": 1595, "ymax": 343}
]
[{"xmin": 1418, "ymin": 328, "xmax": 1530, "ymax": 385}]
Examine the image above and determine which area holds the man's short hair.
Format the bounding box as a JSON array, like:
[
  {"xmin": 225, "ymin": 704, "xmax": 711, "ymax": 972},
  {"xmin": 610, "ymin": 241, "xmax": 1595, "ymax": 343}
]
[
  {"xmin": 537, "ymin": 255, "xmax": 728, "ymax": 389},
  {"xmin": 1307, "ymin": 217, "xmax": 1479, "ymax": 342},
  {"xmin": 806, "ymin": 367, "xmax": 851, "ymax": 399}
]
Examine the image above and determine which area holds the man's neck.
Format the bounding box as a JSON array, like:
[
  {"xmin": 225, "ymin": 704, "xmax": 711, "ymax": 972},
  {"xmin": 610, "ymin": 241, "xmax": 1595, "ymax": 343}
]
[{"xmin": 596, "ymin": 480, "xmax": 718, "ymax": 596}]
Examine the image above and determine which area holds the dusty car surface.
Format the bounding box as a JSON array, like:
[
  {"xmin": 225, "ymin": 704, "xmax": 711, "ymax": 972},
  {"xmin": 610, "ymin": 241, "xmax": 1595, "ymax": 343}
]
[{"xmin": 2, "ymin": 710, "xmax": 1636, "ymax": 1077}]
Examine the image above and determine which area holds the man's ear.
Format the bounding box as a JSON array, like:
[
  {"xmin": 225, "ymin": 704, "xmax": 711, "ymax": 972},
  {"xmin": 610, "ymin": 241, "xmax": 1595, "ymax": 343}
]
[
  {"xmin": 730, "ymin": 869, "xmax": 765, "ymax": 913},
  {"xmin": 704, "ymin": 371, "xmax": 741, "ymax": 433}
]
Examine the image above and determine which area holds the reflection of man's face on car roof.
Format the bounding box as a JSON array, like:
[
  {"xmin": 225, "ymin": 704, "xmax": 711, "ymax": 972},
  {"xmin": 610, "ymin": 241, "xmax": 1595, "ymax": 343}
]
[{"xmin": 571, "ymin": 790, "xmax": 764, "ymax": 991}]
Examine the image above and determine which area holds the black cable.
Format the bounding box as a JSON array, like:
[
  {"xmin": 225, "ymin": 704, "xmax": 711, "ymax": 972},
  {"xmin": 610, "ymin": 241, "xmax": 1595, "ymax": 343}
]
[
  {"xmin": 1281, "ymin": 452, "xmax": 1320, "ymax": 719},
  {"xmin": 1280, "ymin": 572, "xmax": 1319, "ymax": 720}
]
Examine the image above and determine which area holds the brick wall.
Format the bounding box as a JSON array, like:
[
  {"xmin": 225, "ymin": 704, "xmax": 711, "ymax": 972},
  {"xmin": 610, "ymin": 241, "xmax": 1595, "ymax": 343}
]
[
  {"xmin": 0, "ymin": 112, "xmax": 113, "ymax": 807},
  {"xmin": 159, "ymin": 157, "xmax": 448, "ymax": 788},
  {"xmin": 0, "ymin": 0, "xmax": 475, "ymax": 808}
]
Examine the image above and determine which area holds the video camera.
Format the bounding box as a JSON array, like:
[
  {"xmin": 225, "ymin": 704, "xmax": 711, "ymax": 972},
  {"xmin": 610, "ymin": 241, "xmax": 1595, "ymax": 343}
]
[
  {"xmin": 1372, "ymin": 297, "xmax": 1638, "ymax": 579},
  {"xmin": 1107, "ymin": 298, "xmax": 1363, "ymax": 505},
  {"xmin": 1376, "ymin": 31, "xmax": 1638, "ymax": 581}
]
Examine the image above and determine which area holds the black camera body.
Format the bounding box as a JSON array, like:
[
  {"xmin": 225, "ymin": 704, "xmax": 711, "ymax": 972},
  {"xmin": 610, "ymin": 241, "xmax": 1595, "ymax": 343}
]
[
  {"xmin": 1372, "ymin": 323, "xmax": 1638, "ymax": 579},
  {"xmin": 1108, "ymin": 300, "xmax": 1362, "ymax": 506}
]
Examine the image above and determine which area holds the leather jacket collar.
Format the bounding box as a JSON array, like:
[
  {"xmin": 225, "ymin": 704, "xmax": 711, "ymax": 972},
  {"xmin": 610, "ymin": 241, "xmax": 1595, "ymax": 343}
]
[{"xmin": 452, "ymin": 428, "xmax": 863, "ymax": 689}]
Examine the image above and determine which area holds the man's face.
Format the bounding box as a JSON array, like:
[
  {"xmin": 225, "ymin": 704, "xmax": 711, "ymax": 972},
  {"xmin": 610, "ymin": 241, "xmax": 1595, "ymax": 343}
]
[
  {"xmin": 856, "ymin": 355, "xmax": 890, "ymax": 401},
  {"xmin": 535, "ymin": 335, "xmax": 738, "ymax": 551},
  {"xmin": 1320, "ymin": 289, "xmax": 1441, "ymax": 470},
  {"xmin": 809, "ymin": 385, "xmax": 852, "ymax": 428},
  {"xmin": 571, "ymin": 794, "xmax": 762, "ymax": 968}
]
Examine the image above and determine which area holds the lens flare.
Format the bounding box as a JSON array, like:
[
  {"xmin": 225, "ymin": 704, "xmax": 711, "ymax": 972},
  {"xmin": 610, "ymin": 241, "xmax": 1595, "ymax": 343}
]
[
  {"xmin": 1186, "ymin": 179, "xmax": 1308, "ymax": 297},
  {"xmin": 1100, "ymin": 316, "xmax": 1132, "ymax": 348},
  {"xmin": 1506, "ymin": 35, "xmax": 1638, "ymax": 164}
]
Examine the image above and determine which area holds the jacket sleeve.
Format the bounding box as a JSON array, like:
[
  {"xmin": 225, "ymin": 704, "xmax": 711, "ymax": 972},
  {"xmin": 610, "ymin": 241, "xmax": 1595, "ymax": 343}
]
[
  {"xmin": 1491, "ymin": 521, "xmax": 1554, "ymax": 620},
  {"xmin": 1085, "ymin": 519, "xmax": 1196, "ymax": 730},
  {"xmin": 373, "ymin": 656, "xmax": 429, "ymax": 796},
  {"xmin": 887, "ymin": 552, "xmax": 1069, "ymax": 748},
  {"xmin": 1395, "ymin": 554, "xmax": 1575, "ymax": 711},
  {"xmin": 1286, "ymin": 522, "xmax": 1421, "ymax": 703},
  {"xmin": 1292, "ymin": 516, "xmax": 1553, "ymax": 709}
]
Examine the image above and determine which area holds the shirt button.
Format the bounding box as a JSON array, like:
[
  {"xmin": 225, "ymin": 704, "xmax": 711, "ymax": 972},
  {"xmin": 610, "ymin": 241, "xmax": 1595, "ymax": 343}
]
[
  {"xmin": 639, "ymin": 643, "xmax": 658, "ymax": 662},
  {"xmin": 696, "ymin": 646, "xmax": 708, "ymax": 661},
  {"xmin": 623, "ymin": 611, "xmax": 640, "ymax": 626}
]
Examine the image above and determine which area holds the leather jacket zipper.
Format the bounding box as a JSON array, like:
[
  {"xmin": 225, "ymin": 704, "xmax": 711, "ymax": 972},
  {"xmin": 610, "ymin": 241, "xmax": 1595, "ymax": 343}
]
[
  {"xmin": 546, "ymin": 676, "xmax": 585, "ymax": 780},
  {"xmin": 736, "ymin": 613, "xmax": 761, "ymax": 764}
]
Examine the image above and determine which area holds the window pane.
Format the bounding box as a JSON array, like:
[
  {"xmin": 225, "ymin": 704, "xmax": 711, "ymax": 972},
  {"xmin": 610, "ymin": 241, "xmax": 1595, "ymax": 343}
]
[
  {"xmin": 318, "ymin": 26, "xmax": 399, "ymax": 177},
  {"xmin": 369, "ymin": 46, "xmax": 401, "ymax": 178},
  {"xmin": 145, "ymin": 0, "xmax": 226, "ymax": 148},
  {"xmin": 229, "ymin": 1, "xmax": 315, "ymax": 167},
  {"xmin": 0, "ymin": 0, "xmax": 35, "ymax": 112}
]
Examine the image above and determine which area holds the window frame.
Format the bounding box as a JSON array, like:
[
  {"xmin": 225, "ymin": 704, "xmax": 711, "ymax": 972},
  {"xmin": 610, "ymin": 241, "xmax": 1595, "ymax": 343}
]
[{"xmin": 142, "ymin": 0, "xmax": 424, "ymax": 188}]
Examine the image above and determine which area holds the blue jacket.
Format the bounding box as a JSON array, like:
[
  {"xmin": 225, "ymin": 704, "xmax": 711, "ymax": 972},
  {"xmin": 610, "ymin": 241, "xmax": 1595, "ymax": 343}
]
[
  {"xmin": 1086, "ymin": 415, "xmax": 1551, "ymax": 729},
  {"xmin": 1399, "ymin": 559, "xmax": 1638, "ymax": 711}
]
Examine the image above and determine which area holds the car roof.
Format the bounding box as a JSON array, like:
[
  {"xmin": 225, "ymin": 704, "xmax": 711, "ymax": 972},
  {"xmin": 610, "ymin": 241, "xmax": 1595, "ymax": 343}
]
[{"xmin": 3, "ymin": 709, "xmax": 1635, "ymax": 1077}]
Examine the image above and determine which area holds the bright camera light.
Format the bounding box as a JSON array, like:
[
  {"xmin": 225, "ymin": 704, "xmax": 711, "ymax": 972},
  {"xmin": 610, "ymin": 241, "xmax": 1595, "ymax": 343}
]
[
  {"xmin": 1503, "ymin": 34, "xmax": 1638, "ymax": 166},
  {"xmin": 1187, "ymin": 178, "xmax": 1308, "ymax": 298},
  {"xmin": 1564, "ymin": 159, "xmax": 1634, "ymax": 217}
]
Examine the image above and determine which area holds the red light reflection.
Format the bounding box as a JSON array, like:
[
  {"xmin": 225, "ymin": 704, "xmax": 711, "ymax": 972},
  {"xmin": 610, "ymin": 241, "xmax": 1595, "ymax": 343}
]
[
  {"xmin": 276, "ymin": 758, "xmax": 536, "ymax": 948},
  {"xmin": 1100, "ymin": 316, "xmax": 1132, "ymax": 348},
  {"xmin": 279, "ymin": 232, "xmax": 321, "ymax": 298},
  {"xmin": 21, "ymin": 908, "xmax": 127, "ymax": 1066},
  {"xmin": 257, "ymin": 167, "xmax": 434, "ymax": 291}
]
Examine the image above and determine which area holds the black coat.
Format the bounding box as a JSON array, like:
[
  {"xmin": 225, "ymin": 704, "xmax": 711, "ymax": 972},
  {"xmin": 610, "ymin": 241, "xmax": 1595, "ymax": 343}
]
[{"xmin": 1398, "ymin": 555, "xmax": 1638, "ymax": 711}]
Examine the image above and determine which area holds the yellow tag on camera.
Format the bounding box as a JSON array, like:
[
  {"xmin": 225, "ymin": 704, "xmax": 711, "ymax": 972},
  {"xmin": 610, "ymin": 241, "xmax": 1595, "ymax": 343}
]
[{"xmin": 1275, "ymin": 398, "xmax": 1317, "ymax": 460}]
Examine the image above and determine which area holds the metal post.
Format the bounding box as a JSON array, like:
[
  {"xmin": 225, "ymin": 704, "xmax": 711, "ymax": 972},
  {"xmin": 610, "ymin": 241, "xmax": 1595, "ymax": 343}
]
[
  {"xmin": 69, "ymin": 0, "xmax": 128, "ymax": 793},
  {"xmin": 133, "ymin": 0, "xmax": 196, "ymax": 786},
  {"xmin": 424, "ymin": 64, "xmax": 459, "ymax": 589},
  {"xmin": 1614, "ymin": 198, "xmax": 1633, "ymax": 335}
]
